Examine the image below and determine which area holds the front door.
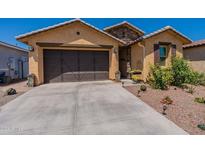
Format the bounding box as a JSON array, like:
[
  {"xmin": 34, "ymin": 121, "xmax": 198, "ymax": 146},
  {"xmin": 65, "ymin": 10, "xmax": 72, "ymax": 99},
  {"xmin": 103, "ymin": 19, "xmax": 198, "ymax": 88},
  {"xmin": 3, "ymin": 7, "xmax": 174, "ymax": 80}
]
[{"xmin": 119, "ymin": 47, "xmax": 131, "ymax": 78}]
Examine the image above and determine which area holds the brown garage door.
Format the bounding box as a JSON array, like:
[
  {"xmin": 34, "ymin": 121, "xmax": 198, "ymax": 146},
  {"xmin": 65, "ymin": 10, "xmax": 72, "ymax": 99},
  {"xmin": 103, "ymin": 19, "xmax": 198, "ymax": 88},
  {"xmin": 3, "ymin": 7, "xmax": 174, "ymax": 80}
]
[{"xmin": 43, "ymin": 50, "xmax": 109, "ymax": 83}]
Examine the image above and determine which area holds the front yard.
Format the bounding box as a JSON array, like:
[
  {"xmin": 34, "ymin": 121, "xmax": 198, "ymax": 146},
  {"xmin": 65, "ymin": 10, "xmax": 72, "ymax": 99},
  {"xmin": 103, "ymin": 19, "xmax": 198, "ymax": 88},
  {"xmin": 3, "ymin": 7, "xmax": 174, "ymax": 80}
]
[
  {"xmin": 125, "ymin": 84, "xmax": 205, "ymax": 135},
  {"xmin": 0, "ymin": 80, "xmax": 32, "ymax": 107}
]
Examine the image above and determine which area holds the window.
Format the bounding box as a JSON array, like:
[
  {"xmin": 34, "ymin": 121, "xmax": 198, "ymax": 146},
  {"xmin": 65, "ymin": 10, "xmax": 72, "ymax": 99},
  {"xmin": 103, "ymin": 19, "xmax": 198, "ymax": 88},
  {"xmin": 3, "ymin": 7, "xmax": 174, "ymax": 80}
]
[{"xmin": 159, "ymin": 45, "xmax": 167, "ymax": 65}]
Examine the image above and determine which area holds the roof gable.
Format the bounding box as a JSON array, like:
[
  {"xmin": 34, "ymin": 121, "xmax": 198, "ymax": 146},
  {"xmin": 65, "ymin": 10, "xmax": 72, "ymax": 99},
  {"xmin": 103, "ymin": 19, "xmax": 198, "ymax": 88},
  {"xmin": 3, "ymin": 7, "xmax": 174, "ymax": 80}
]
[
  {"xmin": 16, "ymin": 19, "xmax": 126, "ymax": 45},
  {"xmin": 129, "ymin": 26, "xmax": 192, "ymax": 45},
  {"xmin": 104, "ymin": 21, "xmax": 144, "ymax": 36}
]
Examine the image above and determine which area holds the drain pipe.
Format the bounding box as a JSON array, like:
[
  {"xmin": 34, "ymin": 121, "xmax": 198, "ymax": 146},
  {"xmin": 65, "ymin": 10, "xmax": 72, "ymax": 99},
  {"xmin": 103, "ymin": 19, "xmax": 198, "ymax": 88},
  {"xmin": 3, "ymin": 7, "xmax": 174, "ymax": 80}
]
[{"xmin": 138, "ymin": 42, "xmax": 146, "ymax": 80}]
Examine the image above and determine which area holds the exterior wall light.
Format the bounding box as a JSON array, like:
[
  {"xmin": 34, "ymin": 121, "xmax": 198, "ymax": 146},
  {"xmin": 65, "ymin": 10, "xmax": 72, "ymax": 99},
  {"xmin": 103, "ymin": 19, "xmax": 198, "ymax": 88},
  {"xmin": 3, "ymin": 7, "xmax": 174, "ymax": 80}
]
[
  {"xmin": 28, "ymin": 46, "xmax": 34, "ymax": 52},
  {"xmin": 114, "ymin": 47, "xmax": 118, "ymax": 54}
]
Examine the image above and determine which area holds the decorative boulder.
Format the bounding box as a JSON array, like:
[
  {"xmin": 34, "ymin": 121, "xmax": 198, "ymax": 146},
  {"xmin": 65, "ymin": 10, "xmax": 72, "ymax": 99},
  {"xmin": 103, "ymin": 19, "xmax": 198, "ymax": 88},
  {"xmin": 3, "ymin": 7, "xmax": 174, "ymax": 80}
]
[
  {"xmin": 140, "ymin": 85, "xmax": 147, "ymax": 91},
  {"xmin": 6, "ymin": 88, "xmax": 17, "ymax": 95}
]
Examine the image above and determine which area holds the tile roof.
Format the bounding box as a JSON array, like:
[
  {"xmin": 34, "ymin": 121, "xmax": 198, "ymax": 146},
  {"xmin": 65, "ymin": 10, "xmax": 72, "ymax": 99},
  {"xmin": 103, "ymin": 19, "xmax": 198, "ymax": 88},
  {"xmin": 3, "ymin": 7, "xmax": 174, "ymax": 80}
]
[
  {"xmin": 16, "ymin": 18, "xmax": 126, "ymax": 45},
  {"xmin": 104, "ymin": 21, "xmax": 145, "ymax": 35},
  {"xmin": 129, "ymin": 26, "xmax": 192, "ymax": 45},
  {"xmin": 0, "ymin": 41, "xmax": 28, "ymax": 52},
  {"xmin": 183, "ymin": 39, "xmax": 205, "ymax": 48}
]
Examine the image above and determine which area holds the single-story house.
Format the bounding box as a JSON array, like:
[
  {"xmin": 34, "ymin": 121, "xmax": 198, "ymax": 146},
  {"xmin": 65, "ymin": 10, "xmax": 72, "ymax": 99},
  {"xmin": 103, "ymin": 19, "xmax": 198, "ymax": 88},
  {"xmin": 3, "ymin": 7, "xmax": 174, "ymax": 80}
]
[
  {"xmin": 0, "ymin": 41, "xmax": 28, "ymax": 82},
  {"xmin": 16, "ymin": 19, "xmax": 192, "ymax": 86},
  {"xmin": 183, "ymin": 40, "xmax": 205, "ymax": 73}
]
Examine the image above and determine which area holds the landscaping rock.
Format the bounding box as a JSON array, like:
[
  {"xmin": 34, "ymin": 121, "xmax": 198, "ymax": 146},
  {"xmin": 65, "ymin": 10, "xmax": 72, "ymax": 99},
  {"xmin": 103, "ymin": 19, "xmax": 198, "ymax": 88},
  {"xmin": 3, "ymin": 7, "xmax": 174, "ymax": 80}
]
[{"xmin": 6, "ymin": 88, "xmax": 17, "ymax": 95}]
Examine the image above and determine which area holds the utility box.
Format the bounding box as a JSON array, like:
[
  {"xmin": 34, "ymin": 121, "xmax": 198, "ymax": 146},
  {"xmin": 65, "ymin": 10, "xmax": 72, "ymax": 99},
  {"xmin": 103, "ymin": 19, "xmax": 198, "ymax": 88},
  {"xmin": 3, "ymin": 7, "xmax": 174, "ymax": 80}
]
[
  {"xmin": 27, "ymin": 74, "xmax": 35, "ymax": 87},
  {"xmin": 115, "ymin": 71, "xmax": 121, "ymax": 82}
]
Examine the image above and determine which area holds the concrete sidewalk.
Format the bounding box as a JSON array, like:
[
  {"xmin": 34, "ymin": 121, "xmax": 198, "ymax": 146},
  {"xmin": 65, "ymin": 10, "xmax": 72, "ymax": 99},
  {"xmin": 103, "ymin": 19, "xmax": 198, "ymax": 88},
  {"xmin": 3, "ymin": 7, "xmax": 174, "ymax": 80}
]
[{"xmin": 0, "ymin": 81, "xmax": 187, "ymax": 135}]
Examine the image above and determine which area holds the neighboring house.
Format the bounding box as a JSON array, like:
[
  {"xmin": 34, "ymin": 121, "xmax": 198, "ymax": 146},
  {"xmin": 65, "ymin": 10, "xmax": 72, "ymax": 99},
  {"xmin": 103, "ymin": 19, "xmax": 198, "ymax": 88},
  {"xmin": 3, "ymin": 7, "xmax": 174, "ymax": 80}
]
[
  {"xmin": 16, "ymin": 19, "xmax": 191, "ymax": 86},
  {"xmin": 0, "ymin": 41, "xmax": 28, "ymax": 81},
  {"xmin": 183, "ymin": 40, "xmax": 205, "ymax": 73}
]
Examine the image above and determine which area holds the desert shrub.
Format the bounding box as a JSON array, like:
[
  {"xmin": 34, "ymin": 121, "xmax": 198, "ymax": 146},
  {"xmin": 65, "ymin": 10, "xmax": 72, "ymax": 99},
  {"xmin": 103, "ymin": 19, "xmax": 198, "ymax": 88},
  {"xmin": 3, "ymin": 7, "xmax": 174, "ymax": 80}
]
[
  {"xmin": 148, "ymin": 57, "xmax": 205, "ymax": 89},
  {"xmin": 171, "ymin": 57, "xmax": 193, "ymax": 86},
  {"xmin": 131, "ymin": 75, "xmax": 141, "ymax": 83},
  {"xmin": 148, "ymin": 65, "xmax": 173, "ymax": 90},
  {"xmin": 197, "ymin": 73, "xmax": 205, "ymax": 86},
  {"xmin": 140, "ymin": 85, "xmax": 147, "ymax": 91},
  {"xmin": 6, "ymin": 88, "xmax": 17, "ymax": 95},
  {"xmin": 198, "ymin": 124, "xmax": 205, "ymax": 130},
  {"xmin": 171, "ymin": 57, "xmax": 205, "ymax": 86},
  {"xmin": 194, "ymin": 97, "xmax": 205, "ymax": 104},
  {"xmin": 186, "ymin": 85, "xmax": 195, "ymax": 94},
  {"xmin": 186, "ymin": 71, "xmax": 204, "ymax": 85},
  {"xmin": 130, "ymin": 69, "xmax": 142, "ymax": 83},
  {"xmin": 180, "ymin": 83, "xmax": 189, "ymax": 89},
  {"xmin": 160, "ymin": 96, "xmax": 173, "ymax": 105}
]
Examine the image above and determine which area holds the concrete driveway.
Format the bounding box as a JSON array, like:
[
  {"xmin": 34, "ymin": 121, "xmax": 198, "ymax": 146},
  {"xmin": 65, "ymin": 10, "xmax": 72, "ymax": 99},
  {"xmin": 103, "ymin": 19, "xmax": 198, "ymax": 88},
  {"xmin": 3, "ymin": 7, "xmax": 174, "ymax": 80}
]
[{"xmin": 0, "ymin": 81, "xmax": 187, "ymax": 135}]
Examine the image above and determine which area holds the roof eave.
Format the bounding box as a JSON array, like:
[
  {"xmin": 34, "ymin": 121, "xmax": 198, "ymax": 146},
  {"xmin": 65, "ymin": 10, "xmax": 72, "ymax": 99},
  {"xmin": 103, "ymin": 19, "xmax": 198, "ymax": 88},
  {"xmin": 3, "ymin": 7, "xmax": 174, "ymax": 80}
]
[
  {"xmin": 0, "ymin": 41, "xmax": 28, "ymax": 52},
  {"xmin": 183, "ymin": 44, "xmax": 205, "ymax": 49},
  {"xmin": 16, "ymin": 18, "xmax": 126, "ymax": 46}
]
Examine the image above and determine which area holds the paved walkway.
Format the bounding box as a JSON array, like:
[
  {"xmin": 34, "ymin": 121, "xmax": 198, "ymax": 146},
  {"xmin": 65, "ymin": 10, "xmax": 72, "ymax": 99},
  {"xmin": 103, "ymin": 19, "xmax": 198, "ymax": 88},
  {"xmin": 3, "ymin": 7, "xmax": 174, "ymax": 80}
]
[{"xmin": 0, "ymin": 81, "xmax": 187, "ymax": 135}]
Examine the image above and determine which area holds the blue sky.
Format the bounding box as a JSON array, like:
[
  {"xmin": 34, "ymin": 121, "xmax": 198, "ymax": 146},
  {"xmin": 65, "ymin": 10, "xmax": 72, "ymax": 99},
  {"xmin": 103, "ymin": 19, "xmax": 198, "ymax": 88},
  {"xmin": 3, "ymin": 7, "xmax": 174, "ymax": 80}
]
[{"xmin": 0, "ymin": 18, "xmax": 205, "ymax": 49}]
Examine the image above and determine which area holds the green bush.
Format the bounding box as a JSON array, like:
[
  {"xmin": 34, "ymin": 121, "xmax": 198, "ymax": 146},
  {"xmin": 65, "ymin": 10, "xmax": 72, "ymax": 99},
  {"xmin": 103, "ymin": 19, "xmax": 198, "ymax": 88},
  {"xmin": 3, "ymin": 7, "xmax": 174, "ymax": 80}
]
[
  {"xmin": 194, "ymin": 72, "xmax": 203, "ymax": 85},
  {"xmin": 186, "ymin": 85, "xmax": 195, "ymax": 94},
  {"xmin": 131, "ymin": 75, "xmax": 141, "ymax": 83},
  {"xmin": 198, "ymin": 124, "xmax": 205, "ymax": 130},
  {"xmin": 186, "ymin": 71, "xmax": 203, "ymax": 85},
  {"xmin": 171, "ymin": 57, "xmax": 192, "ymax": 86},
  {"xmin": 130, "ymin": 69, "xmax": 142, "ymax": 83},
  {"xmin": 148, "ymin": 57, "xmax": 205, "ymax": 89},
  {"xmin": 171, "ymin": 57, "xmax": 205, "ymax": 86},
  {"xmin": 148, "ymin": 65, "xmax": 173, "ymax": 90},
  {"xmin": 194, "ymin": 97, "xmax": 205, "ymax": 104}
]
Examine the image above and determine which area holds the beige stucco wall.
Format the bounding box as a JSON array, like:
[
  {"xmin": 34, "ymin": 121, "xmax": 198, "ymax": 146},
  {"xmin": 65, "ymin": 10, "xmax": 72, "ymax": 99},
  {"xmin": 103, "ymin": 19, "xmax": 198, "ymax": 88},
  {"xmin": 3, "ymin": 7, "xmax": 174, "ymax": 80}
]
[
  {"xmin": 131, "ymin": 30, "xmax": 184, "ymax": 81},
  {"xmin": 19, "ymin": 21, "xmax": 121, "ymax": 85},
  {"xmin": 184, "ymin": 46, "xmax": 205, "ymax": 73},
  {"xmin": 131, "ymin": 42, "xmax": 144, "ymax": 71}
]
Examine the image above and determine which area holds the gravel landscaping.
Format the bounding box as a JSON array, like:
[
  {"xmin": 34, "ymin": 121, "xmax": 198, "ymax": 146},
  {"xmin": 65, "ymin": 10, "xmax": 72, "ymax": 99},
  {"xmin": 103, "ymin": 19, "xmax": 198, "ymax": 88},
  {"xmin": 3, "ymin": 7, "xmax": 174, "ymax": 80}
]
[
  {"xmin": 0, "ymin": 80, "xmax": 32, "ymax": 107},
  {"xmin": 125, "ymin": 84, "xmax": 205, "ymax": 135}
]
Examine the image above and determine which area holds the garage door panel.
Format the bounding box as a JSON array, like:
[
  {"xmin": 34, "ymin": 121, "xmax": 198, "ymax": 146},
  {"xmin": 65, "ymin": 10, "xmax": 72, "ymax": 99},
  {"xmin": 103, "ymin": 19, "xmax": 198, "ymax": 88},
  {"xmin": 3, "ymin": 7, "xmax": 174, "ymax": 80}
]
[
  {"xmin": 62, "ymin": 51, "xmax": 79, "ymax": 81},
  {"xmin": 44, "ymin": 51, "xmax": 62, "ymax": 83},
  {"xmin": 62, "ymin": 72, "xmax": 79, "ymax": 82},
  {"xmin": 95, "ymin": 66, "xmax": 108, "ymax": 71},
  {"xmin": 78, "ymin": 51, "xmax": 95, "ymax": 81},
  {"xmin": 79, "ymin": 52, "xmax": 94, "ymax": 71},
  {"xmin": 44, "ymin": 50, "xmax": 109, "ymax": 83},
  {"xmin": 95, "ymin": 52, "xmax": 109, "ymax": 64},
  {"xmin": 94, "ymin": 51, "xmax": 109, "ymax": 80},
  {"xmin": 95, "ymin": 72, "xmax": 109, "ymax": 80},
  {"xmin": 62, "ymin": 51, "xmax": 78, "ymax": 65},
  {"xmin": 79, "ymin": 72, "xmax": 95, "ymax": 81}
]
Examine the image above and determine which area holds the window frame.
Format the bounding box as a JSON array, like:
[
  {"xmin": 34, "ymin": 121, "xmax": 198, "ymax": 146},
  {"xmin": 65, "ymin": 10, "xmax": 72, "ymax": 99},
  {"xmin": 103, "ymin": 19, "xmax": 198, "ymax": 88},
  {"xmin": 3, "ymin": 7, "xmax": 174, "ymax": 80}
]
[{"xmin": 159, "ymin": 45, "xmax": 168, "ymax": 66}]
